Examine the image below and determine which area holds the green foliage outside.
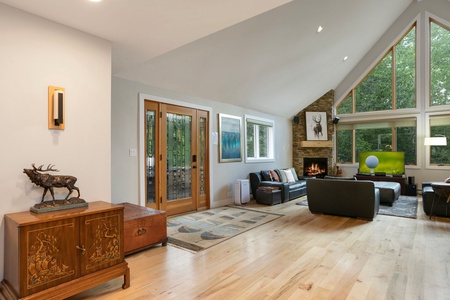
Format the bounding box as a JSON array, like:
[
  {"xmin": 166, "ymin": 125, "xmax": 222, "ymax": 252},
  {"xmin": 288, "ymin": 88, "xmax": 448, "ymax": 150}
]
[
  {"xmin": 337, "ymin": 27, "xmax": 417, "ymax": 164},
  {"xmin": 430, "ymin": 125, "xmax": 450, "ymax": 165},
  {"xmin": 431, "ymin": 22, "xmax": 450, "ymax": 106}
]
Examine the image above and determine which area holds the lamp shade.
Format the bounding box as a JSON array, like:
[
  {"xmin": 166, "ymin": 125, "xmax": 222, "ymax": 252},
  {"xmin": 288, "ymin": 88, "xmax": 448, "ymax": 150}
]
[{"xmin": 424, "ymin": 137, "xmax": 447, "ymax": 146}]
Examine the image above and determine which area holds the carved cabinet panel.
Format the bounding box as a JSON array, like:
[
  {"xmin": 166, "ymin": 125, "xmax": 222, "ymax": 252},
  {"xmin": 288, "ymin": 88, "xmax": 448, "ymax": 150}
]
[
  {"xmin": 80, "ymin": 211, "xmax": 123, "ymax": 275},
  {"xmin": 1, "ymin": 201, "xmax": 129, "ymax": 300},
  {"xmin": 22, "ymin": 218, "xmax": 80, "ymax": 296}
]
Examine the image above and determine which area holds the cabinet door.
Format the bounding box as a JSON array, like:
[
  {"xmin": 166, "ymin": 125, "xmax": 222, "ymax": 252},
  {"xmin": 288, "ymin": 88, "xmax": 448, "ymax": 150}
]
[
  {"xmin": 80, "ymin": 209, "xmax": 124, "ymax": 276},
  {"xmin": 21, "ymin": 218, "xmax": 79, "ymax": 297}
]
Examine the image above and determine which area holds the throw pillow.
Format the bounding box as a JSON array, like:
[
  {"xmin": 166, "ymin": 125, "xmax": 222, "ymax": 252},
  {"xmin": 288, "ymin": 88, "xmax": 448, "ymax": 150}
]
[
  {"xmin": 283, "ymin": 169, "xmax": 296, "ymax": 183},
  {"xmin": 270, "ymin": 170, "xmax": 280, "ymax": 182},
  {"xmin": 289, "ymin": 168, "xmax": 299, "ymax": 181},
  {"xmin": 275, "ymin": 169, "xmax": 287, "ymax": 182}
]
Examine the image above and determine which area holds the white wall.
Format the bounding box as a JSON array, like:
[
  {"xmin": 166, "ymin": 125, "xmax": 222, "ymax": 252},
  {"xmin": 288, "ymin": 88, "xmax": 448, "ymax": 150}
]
[
  {"xmin": 111, "ymin": 77, "xmax": 293, "ymax": 207},
  {"xmin": 0, "ymin": 4, "xmax": 112, "ymax": 280},
  {"xmin": 334, "ymin": 0, "xmax": 450, "ymax": 188}
]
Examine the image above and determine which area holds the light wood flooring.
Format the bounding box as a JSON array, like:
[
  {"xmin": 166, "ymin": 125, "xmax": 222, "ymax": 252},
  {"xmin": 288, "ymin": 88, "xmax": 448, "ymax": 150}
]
[{"xmin": 69, "ymin": 196, "xmax": 450, "ymax": 300}]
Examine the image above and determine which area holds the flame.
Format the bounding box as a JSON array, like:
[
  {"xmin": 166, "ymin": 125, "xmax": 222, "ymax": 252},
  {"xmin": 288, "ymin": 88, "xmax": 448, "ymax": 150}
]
[{"xmin": 305, "ymin": 162, "xmax": 326, "ymax": 176}]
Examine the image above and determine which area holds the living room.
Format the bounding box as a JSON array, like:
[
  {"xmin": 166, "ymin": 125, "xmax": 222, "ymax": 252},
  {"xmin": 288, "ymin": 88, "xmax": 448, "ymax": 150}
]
[{"xmin": 1, "ymin": 0, "xmax": 450, "ymax": 299}]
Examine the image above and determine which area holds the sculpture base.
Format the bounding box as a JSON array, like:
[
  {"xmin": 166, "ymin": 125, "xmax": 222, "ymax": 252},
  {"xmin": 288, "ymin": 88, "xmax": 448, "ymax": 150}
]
[{"xmin": 30, "ymin": 198, "xmax": 88, "ymax": 214}]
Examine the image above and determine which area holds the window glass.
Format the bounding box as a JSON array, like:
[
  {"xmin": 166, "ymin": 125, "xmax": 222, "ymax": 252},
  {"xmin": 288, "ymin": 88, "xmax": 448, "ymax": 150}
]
[
  {"xmin": 258, "ymin": 125, "xmax": 269, "ymax": 158},
  {"xmin": 429, "ymin": 115, "xmax": 450, "ymax": 165},
  {"xmin": 396, "ymin": 27, "xmax": 416, "ymax": 109},
  {"xmin": 246, "ymin": 122, "xmax": 255, "ymax": 158},
  {"xmin": 337, "ymin": 119, "xmax": 417, "ymax": 165},
  {"xmin": 336, "ymin": 129, "xmax": 353, "ymax": 163},
  {"xmin": 337, "ymin": 93, "xmax": 352, "ymax": 114},
  {"xmin": 245, "ymin": 115, "xmax": 274, "ymax": 162},
  {"xmin": 430, "ymin": 21, "xmax": 450, "ymax": 106},
  {"xmin": 355, "ymin": 127, "xmax": 392, "ymax": 161},
  {"xmin": 355, "ymin": 53, "xmax": 393, "ymax": 112},
  {"xmin": 339, "ymin": 25, "xmax": 416, "ymax": 113},
  {"xmin": 396, "ymin": 126, "xmax": 417, "ymax": 165}
]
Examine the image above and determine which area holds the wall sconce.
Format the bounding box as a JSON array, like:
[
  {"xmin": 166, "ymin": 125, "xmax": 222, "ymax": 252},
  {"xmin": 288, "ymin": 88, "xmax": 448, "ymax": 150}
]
[
  {"xmin": 48, "ymin": 86, "xmax": 65, "ymax": 130},
  {"xmin": 424, "ymin": 136, "xmax": 447, "ymax": 146},
  {"xmin": 332, "ymin": 117, "xmax": 340, "ymax": 124}
]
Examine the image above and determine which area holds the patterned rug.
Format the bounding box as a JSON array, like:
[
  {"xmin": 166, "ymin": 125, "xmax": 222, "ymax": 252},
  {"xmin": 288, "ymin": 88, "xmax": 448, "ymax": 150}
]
[
  {"xmin": 167, "ymin": 207, "xmax": 283, "ymax": 252},
  {"xmin": 296, "ymin": 195, "xmax": 418, "ymax": 219}
]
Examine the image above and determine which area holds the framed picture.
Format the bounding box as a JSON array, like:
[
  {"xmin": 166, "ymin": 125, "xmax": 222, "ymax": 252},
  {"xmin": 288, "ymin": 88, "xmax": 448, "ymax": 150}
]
[
  {"xmin": 218, "ymin": 113, "xmax": 242, "ymax": 162},
  {"xmin": 305, "ymin": 111, "xmax": 328, "ymax": 141}
]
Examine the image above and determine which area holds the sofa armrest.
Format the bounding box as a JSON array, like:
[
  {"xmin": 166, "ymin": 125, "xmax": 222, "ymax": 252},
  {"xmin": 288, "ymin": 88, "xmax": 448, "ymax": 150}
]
[
  {"xmin": 249, "ymin": 172, "xmax": 262, "ymax": 198},
  {"xmin": 422, "ymin": 182, "xmax": 435, "ymax": 189},
  {"xmin": 422, "ymin": 186, "xmax": 435, "ymax": 215}
]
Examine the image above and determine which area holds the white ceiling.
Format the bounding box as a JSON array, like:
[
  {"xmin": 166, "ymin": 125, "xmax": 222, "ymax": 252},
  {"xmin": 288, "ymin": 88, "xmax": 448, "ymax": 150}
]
[{"xmin": 0, "ymin": 0, "xmax": 415, "ymax": 117}]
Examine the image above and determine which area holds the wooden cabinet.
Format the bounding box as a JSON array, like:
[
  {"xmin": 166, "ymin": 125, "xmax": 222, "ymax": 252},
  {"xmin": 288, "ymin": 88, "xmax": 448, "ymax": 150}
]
[{"xmin": 0, "ymin": 201, "xmax": 130, "ymax": 300}]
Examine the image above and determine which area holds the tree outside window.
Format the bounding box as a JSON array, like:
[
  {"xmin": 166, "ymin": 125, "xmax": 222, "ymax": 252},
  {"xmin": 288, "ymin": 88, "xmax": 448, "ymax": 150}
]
[
  {"xmin": 337, "ymin": 25, "xmax": 416, "ymax": 115},
  {"xmin": 429, "ymin": 115, "xmax": 450, "ymax": 165}
]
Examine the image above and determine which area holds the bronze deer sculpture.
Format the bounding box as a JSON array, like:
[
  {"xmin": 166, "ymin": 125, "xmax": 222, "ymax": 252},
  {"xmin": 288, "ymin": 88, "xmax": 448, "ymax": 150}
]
[
  {"xmin": 23, "ymin": 164, "xmax": 80, "ymax": 204},
  {"xmin": 312, "ymin": 114, "xmax": 323, "ymax": 139}
]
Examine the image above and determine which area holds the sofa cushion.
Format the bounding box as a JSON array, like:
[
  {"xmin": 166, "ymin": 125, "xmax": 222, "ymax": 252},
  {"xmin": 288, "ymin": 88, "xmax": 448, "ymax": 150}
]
[
  {"xmin": 270, "ymin": 170, "xmax": 280, "ymax": 182},
  {"xmin": 284, "ymin": 169, "xmax": 295, "ymax": 182},
  {"xmin": 275, "ymin": 169, "xmax": 287, "ymax": 183},
  {"xmin": 289, "ymin": 168, "xmax": 299, "ymax": 181},
  {"xmin": 289, "ymin": 181, "xmax": 306, "ymax": 189},
  {"xmin": 261, "ymin": 170, "xmax": 272, "ymax": 181}
]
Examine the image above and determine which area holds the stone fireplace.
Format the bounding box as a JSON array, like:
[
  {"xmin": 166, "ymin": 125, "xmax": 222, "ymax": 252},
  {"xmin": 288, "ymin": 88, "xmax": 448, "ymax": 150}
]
[
  {"xmin": 292, "ymin": 90, "xmax": 335, "ymax": 177},
  {"xmin": 304, "ymin": 157, "xmax": 328, "ymax": 178}
]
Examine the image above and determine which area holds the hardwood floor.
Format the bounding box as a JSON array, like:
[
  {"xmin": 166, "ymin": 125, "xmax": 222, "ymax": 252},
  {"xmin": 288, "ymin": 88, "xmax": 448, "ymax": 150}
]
[{"xmin": 68, "ymin": 196, "xmax": 450, "ymax": 300}]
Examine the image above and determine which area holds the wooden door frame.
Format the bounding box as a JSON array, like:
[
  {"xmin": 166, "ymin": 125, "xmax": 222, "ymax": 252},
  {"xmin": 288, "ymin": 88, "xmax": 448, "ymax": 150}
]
[{"xmin": 138, "ymin": 93, "xmax": 213, "ymax": 209}]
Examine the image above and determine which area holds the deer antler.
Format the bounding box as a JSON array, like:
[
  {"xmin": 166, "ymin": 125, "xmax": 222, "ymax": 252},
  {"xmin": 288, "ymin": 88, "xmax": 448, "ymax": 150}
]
[
  {"xmin": 31, "ymin": 163, "xmax": 59, "ymax": 172},
  {"xmin": 312, "ymin": 115, "xmax": 322, "ymax": 123}
]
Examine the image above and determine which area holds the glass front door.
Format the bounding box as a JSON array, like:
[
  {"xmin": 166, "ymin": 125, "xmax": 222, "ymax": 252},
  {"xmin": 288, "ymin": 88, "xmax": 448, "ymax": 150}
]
[{"xmin": 144, "ymin": 101, "xmax": 209, "ymax": 215}]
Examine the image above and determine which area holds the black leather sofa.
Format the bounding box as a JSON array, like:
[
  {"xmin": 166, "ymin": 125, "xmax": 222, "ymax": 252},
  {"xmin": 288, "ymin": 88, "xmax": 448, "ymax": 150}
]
[
  {"xmin": 306, "ymin": 178, "xmax": 380, "ymax": 220},
  {"xmin": 249, "ymin": 168, "xmax": 307, "ymax": 203},
  {"xmin": 422, "ymin": 182, "xmax": 450, "ymax": 217}
]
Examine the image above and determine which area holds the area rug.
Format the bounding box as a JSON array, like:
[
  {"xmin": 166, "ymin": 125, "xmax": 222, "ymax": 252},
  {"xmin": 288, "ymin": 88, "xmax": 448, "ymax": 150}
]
[
  {"xmin": 167, "ymin": 207, "xmax": 283, "ymax": 252},
  {"xmin": 296, "ymin": 195, "xmax": 418, "ymax": 219}
]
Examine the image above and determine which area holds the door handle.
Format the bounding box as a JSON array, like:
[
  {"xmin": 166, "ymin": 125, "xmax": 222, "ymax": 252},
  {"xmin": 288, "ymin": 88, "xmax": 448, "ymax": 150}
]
[{"xmin": 193, "ymin": 165, "xmax": 197, "ymax": 169}]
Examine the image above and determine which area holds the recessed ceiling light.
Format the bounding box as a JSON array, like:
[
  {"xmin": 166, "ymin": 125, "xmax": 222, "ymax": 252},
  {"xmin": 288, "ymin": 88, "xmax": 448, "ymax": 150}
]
[
  {"xmin": 317, "ymin": 26, "xmax": 323, "ymax": 33},
  {"xmin": 343, "ymin": 56, "xmax": 348, "ymax": 62}
]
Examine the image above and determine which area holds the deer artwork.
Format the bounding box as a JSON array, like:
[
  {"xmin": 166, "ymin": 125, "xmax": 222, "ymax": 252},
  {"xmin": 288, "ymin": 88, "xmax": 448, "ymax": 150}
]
[
  {"xmin": 312, "ymin": 114, "xmax": 323, "ymax": 139},
  {"xmin": 23, "ymin": 164, "xmax": 80, "ymax": 205}
]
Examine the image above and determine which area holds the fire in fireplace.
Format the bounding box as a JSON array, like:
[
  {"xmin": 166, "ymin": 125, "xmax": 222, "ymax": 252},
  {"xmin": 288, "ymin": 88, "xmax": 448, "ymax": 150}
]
[{"xmin": 304, "ymin": 157, "xmax": 327, "ymax": 178}]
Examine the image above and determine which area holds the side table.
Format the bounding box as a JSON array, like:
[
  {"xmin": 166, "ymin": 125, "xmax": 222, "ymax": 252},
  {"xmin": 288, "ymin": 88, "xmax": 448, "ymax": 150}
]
[{"xmin": 430, "ymin": 183, "xmax": 450, "ymax": 219}]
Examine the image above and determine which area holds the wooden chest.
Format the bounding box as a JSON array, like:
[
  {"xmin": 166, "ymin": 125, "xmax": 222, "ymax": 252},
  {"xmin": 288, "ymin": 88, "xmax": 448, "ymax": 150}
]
[{"xmin": 120, "ymin": 202, "xmax": 167, "ymax": 255}]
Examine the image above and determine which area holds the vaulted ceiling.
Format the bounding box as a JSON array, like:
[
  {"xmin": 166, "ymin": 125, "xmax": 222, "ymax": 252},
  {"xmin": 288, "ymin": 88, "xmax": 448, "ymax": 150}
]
[{"xmin": 1, "ymin": 0, "xmax": 416, "ymax": 117}]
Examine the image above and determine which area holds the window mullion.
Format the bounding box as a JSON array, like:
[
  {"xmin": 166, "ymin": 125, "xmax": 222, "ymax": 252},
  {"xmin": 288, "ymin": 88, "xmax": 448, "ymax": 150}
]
[{"xmin": 392, "ymin": 47, "xmax": 397, "ymax": 110}]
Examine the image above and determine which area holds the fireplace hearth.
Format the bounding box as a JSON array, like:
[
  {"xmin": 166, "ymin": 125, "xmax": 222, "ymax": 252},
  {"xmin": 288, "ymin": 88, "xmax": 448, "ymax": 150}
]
[{"xmin": 304, "ymin": 157, "xmax": 327, "ymax": 178}]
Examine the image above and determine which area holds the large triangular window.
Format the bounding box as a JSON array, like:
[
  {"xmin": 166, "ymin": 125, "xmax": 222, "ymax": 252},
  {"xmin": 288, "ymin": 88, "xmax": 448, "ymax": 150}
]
[{"xmin": 337, "ymin": 24, "xmax": 416, "ymax": 114}]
